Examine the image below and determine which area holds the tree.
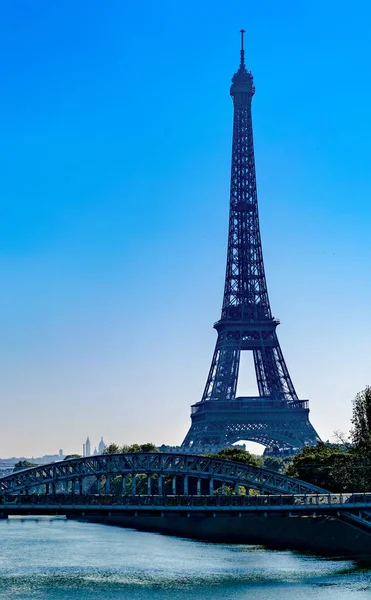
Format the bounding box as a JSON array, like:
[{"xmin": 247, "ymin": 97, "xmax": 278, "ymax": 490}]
[
  {"xmin": 137, "ymin": 443, "xmax": 159, "ymax": 453},
  {"xmin": 103, "ymin": 443, "xmax": 120, "ymax": 455},
  {"xmin": 64, "ymin": 454, "xmax": 81, "ymax": 460},
  {"xmin": 13, "ymin": 460, "xmax": 36, "ymax": 472},
  {"xmin": 104, "ymin": 443, "xmax": 159, "ymax": 454},
  {"xmin": 263, "ymin": 456, "xmax": 293, "ymax": 474},
  {"xmin": 351, "ymin": 386, "xmax": 371, "ymax": 447},
  {"xmin": 333, "ymin": 430, "xmax": 350, "ymax": 447},
  {"xmin": 286, "ymin": 443, "xmax": 353, "ymax": 492},
  {"xmin": 204, "ymin": 447, "xmax": 259, "ymax": 467}
]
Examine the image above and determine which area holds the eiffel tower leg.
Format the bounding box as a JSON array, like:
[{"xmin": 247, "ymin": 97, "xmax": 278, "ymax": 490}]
[
  {"xmin": 254, "ymin": 341, "xmax": 298, "ymax": 403},
  {"xmin": 201, "ymin": 338, "xmax": 240, "ymax": 402}
]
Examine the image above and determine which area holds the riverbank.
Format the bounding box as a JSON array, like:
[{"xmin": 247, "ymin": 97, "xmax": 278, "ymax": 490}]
[{"xmin": 78, "ymin": 513, "xmax": 371, "ymax": 561}]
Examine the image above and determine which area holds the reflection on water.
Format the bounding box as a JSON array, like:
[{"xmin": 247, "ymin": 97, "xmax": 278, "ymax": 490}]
[{"xmin": 0, "ymin": 517, "xmax": 370, "ymax": 600}]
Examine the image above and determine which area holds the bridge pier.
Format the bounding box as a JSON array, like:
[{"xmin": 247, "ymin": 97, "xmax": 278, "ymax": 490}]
[
  {"xmin": 172, "ymin": 476, "xmax": 176, "ymax": 495},
  {"xmin": 183, "ymin": 475, "xmax": 188, "ymax": 495},
  {"xmin": 122, "ymin": 475, "xmax": 127, "ymax": 495},
  {"xmin": 132, "ymin": 474, "xmax": 136, "ymax": 495},
  {"xmin": 209, "ymin": 479, "xmax": 214, "ymax": 495},
  {"xmin": 105, "ymin": 476, "xmax": 110, "ymax": 494},
  {"xmin": 147, "ymin": 476, "xmax": 152, "ymax": 495},
  {"xmin": 158, "ymin": 474, "xmax": 163, "ymax": 495},
  {"xmin": 197, "ymin": 478, "xmax": 201, "ymax": 496}
]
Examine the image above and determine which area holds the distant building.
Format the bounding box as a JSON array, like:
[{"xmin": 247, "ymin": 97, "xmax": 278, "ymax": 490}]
[
  {"xmin": 98, "ymin": 437, "xmax": 105, "ymax": 454},
  {"xmin": 93, "ymin": 447, "xmax": 98, "ymax": 455},
  {"xmin": 85, "ymin": 437, "xmax": 91, "ymax": 457},
  {"xmin": 82, "ymin": 443, "xmax": 86, "ymax": 457},
  {"xmin": 59, "ymin": 449, "xmax": 64, "ymax": 459}
]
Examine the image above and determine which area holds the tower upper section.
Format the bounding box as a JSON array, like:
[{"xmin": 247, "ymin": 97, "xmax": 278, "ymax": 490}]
[
  {"xmin": 221, "ymin": 30, "xmax": 271, "ymax": 322},
  {"xmin": 230, "ymin": 30, "xmax": 255, "ymax": 99}
]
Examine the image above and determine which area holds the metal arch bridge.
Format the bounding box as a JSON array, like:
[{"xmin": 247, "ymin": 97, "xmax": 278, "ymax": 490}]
[
  {"xmin": 0, "ymin": 452, "xmax": 327, "ymax": 496},
  {"xmin": 0, "ymin": 453, "xmax": 370, "ymax": 534}
]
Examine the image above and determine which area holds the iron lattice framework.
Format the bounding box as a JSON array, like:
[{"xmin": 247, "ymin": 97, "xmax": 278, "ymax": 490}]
[
  {"xmin": 182, "ymin": 32, "xmax": 319, "ymax": 453},
  {"xmin": 0, "ymin": 453, "xmax": 326, "ymax": 496}
]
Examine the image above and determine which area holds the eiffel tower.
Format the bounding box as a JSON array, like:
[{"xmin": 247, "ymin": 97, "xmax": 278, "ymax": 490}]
[{"xmin": 182, "ymin": 31, "xmax": 320, "ymax": 454}]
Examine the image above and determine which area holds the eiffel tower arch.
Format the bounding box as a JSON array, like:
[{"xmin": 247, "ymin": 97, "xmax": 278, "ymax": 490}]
[{"xmin": 182, "ymin": 32, "xmax": 320, "ymax": 454}]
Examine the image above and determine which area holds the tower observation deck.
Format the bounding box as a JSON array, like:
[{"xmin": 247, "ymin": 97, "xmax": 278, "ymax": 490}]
[{"xmin": 182, "ymin": 31, "xmax": 320, "ymax": 454}]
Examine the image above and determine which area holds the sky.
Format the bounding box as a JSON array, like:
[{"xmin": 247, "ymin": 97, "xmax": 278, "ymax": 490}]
[{"xmin": 0, "ymin": 1, "xmax": 370, "ymax": 457}]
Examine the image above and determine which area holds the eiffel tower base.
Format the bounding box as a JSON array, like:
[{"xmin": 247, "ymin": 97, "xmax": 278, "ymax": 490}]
[{"xmin": 182, "ymin": 398, "xmax": 319, "ymax": 455}]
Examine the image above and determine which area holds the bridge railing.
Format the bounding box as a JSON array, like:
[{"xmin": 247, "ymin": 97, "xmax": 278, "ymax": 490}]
[{"xmin": 2, "ymin": 493, "xmax": 371, "ymax": 508}]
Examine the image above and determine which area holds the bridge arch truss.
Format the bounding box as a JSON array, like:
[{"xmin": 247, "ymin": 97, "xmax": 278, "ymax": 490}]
[{"xmin": 0, "ymin": 453, "xmax": 325, "ymax": 497}]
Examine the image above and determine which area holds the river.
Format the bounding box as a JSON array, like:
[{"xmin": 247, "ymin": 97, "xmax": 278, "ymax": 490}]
[{"xmin": 0, "ymin": 517, "xmax": 369, "ymax": 599}]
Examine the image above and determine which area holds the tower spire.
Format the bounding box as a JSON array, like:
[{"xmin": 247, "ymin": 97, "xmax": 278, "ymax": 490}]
[{"xmin": 240, "ymin": 29, "xmax": 245, "ymax": 67}]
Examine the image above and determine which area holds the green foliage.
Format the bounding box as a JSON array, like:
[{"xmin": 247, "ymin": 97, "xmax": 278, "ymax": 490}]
[
  {"xmin": 13, "ymin": 460, "xmax": 36, "ymax": 472},
  {"xmin": 351, "ymin": 386, "xmax": 371, "ymax": 447},
  {"xmin": 285, "ymin": 387, "xmax": 371, "ymax": 493},
  {"xmin": 64, "ymin": 454, "xmax": 81, "ymax": 460},
  {"xmin": 103, "ymin": 442, "xmax": 159, "ymax": 455},
  {"xmin": 214, "ymin": 484, "xmax": 248, "ymax": 495},
  {"xmin": 121, "ymin": 443, "xmax": 159, "ymax": 453},
  {"xmin": 286, "ymin": 442, "xmax": 371, "ymax": 492},
  {"xmin": 103, "ymin": 443, "xmax": 121, "ymax": 455},
  {"xmin": 204, "ymin": 447, "xmax": 259, "ymax": 467},
  {"xmin": 263, "ymin": 456, "xmax": 293, "ymax": 474},
  {"xmin": 138, "ymin": 443, "xmax": 159, "ymax": 453},
  {"xmin": 347, "ymin": 444, "xmax": 371, "ymax": 491}
]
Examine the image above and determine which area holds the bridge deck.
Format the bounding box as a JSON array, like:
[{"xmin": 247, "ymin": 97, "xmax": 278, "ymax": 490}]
[{"xmin": 1, "ymin": 493, "xmax": 371, "ymax": 515}]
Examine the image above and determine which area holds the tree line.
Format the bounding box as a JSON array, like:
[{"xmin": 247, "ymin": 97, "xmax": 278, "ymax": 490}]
[
  {"xmin": 12, "ymin": 387, "xmax": 370, "ymax": 493},
  {"xmin": 287, "ymin": 386, "xmax": 371, "ymax": 492}
]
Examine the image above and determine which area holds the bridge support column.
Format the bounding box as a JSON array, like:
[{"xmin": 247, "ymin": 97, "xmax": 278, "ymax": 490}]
[
  {"xmin": 51, "ymin": 483, "xmax": 56, "ymax": 495},
  {"xmin": 209, "ymin": 479, "xmax": 214, "ymax": 495},
  {"xmin": 197, "ymin": 478, "xmax": 201, "ymax": 496},
  {"xmin": 122, "ymin": 475, "xmax": 127, "ymax": 495},
  {"xmin": 79, "ymin": 479, "xmax": 83, "ymax": 495},
  {"xmin": 45, "ymin": 483, "xmax": 50, "ymax": 495},
  {"xmin": 158, "ymin": 474, "xmax": 163, "ymax": 495},
  {"xmin": 234, "ymin": 483, "xmax": 239, "ymax": 495},
  {"xmin": 183, "ymin": 475, "xmax": 188, "ymax": 495},
  {"xmin": 105, "ymin": 476, "xmax": 110, "ymax": 494},
  {"xmin": 147, "ymin": 476, "xmax": 152, "ymax": 495},
  {"xmin": 132, "ymin": 474, "xmax": 137, "ymax": 495},
  {"xmin": 222, "ymin": 483, "xmax": 226, "ymax": 495},
  {"xmin": 172, "ymin": 476, "xmax": 176, "ymax": 495}
]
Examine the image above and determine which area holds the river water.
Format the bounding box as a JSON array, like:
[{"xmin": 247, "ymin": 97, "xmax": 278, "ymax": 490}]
[{"xmin": 0, "ymin": 517, "xmax": 370, "ymax": 600}]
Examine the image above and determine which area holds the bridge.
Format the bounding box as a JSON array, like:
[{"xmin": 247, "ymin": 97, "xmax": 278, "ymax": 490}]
[
  {"xmin": 0, "ymin": 452, "xmax": 330, "ymax": 496},
  {"xmin": 1, "ymin": 453, "xmax": 370, "ymax": 556}
]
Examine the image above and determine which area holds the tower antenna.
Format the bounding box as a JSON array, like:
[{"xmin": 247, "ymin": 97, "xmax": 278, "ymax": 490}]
[{"xmin": 240, "ymin": 29, "xmax": 245, "ymax": 67}]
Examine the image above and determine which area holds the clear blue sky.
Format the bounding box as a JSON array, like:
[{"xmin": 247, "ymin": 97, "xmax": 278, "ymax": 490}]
[{"xmin": 1, "ymin": 1, "xmax": 370, "ymax": 457}]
